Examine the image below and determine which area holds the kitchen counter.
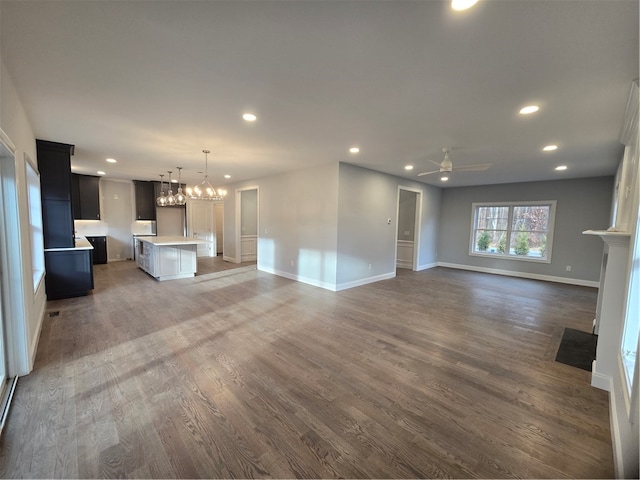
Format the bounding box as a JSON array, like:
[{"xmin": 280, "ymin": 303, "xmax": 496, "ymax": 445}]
[
  {"xmin": 44, "ymin": 235, "xmax": 94, "ymax": 252},
  {"xmin": 44, "ymin": 235, "xmax": 94, "ymax": 299},
  {"xmin": 135, "ymin": 236, "xmax": 206, "ymax": 281},
  {"xmin": 135, "ymin": 235, "xmax": 207, "ymax": 246}
]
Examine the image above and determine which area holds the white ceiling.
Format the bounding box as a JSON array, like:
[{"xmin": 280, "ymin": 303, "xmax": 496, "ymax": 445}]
[{"xmin": 1, "ymin": 0, "xmax": 638, "ymax": 188}]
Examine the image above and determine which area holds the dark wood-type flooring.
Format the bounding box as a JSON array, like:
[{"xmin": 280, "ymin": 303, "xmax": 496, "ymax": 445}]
[{"xmin": 0, "ymin": 260, "xmax": 613, "ymax": 478}]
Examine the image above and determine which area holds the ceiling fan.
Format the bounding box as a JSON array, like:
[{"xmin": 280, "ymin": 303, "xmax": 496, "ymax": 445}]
[{"xmin": 417, "ymin": 147, "xmax": 492, "ymax": 177}]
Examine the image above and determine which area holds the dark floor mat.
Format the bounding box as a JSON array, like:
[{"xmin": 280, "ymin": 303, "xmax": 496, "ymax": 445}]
[{"xmin": 555, "ymin": 327, "xmax": 597, "ymax": 371}]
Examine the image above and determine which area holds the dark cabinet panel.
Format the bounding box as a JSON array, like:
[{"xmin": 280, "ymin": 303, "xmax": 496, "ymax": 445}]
[
  {"xmin": 42, "ymin": 199, "xmax": 74, "ymax": 249},
  {"xmin": 44, "ymin": 250, "xmax": 93, "ymax": 300},
  {"xmin": 37, "ymin": 140, "xmax": 75, "ymax": 248},
  {"xmin": 86, "ymin": 236, "xmax": 107, "ymax": 264},
  {"xmin": 37, "ymin": 143, "xmax": 73, "ymax": 202},
  {"xmin": 134, "ymin": 180, "xmax": 156, "ymax": 220},
  {"xmin": 72, "ymin": 174, "xmax": 101, "ymax": 220}
]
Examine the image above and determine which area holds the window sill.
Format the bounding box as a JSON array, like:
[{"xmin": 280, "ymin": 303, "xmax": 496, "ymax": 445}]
[{"xmin": 469, "ymin": 252, "xmax": 552, "ymax": 264}]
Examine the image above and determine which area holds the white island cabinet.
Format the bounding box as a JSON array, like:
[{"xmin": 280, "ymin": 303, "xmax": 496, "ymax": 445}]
[{"xmin": 135, "ymin": 236, "xmax": 207, "ymax": 281}]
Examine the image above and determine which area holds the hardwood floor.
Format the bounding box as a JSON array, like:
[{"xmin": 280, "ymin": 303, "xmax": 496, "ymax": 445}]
[{"xmin": 0, "ymin": 262, "xmax": 613, "ymax": 478}]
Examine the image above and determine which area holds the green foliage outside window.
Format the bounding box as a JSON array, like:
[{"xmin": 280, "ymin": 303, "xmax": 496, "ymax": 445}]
[
  {"xmin": 514, "ymin": 228, "xmax": 530, "ymax": 255},
  {"xmin": 477, "ymin": 231, "xmax": 491, "ymax": 251}
]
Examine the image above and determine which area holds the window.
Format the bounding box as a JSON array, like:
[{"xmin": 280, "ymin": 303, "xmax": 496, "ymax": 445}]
[
  {"xmin": 25, "ymin": 156, "xmax": 45, "ymax": 291},
  {"xmin": 470, "ymin": 201, "xmax": 556, "ymax": 262}
]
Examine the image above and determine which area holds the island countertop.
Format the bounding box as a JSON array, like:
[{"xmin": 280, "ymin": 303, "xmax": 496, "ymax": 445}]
[{"xmin": 135, "ymin": 235, "xmax": 208, "ymax": 246}]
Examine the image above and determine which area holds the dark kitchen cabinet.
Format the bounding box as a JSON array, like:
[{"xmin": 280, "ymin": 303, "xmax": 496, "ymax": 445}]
[
  {"xmin": 86, "ymin": 236, "xmax": 107, "ymax": 264},
  {"xmin": 134, "ymin": 180, "xmax": 156, "ymax": 220},
  {"xmin": 44, "ymin": 250, "xmax": 93, "ymax": 300},
  {"xmin": 72, "ymin": 174, "xmax": 101, "ymax": 220},
  {"xmin": 37, "ymin": 140, "xmax": 75, "ymax": 248}
]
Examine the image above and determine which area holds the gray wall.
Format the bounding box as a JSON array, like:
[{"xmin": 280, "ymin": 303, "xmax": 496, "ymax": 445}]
[
  {"xmin": 224, "ymin": 162, "xmax": 339, "ymax": 288},
  {"xmin": 336, "ymin": 163, "xmax": 441, "ymax": 287},
  {"xmin": 224, "ymin": 162, "xmax": 441, "ymax": 290},
  {"xmin": 437, "ymin": 176, "xmax": 614, "ymax": 283},
  {"xmin": 337, "ymin": 163, "xmax": 399, "ymax": 285}
]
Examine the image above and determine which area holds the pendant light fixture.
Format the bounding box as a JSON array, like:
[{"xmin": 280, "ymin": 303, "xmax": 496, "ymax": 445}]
[
  {"xmin": 165, "ymin": 170, "xmax": 176, "ymax": 206},
  {"xmin": 175, "ymin": 167, "xmax": 187, "ymax": 206},
  {"xmin": 156, "ymin": 174, "xmax": 167, "ymax": 206},
  {"xmin": 186, "ymin": 150, "xmax": 226, "ymax": 200}
]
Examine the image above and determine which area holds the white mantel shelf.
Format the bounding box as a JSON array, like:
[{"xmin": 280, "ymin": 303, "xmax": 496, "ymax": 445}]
[{"xmin": 582, "ymin": 230, "xmax": 631, "ymax": 247}]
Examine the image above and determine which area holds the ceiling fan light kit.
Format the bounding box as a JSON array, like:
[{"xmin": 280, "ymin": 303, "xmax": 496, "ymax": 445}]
[{"xmin": 417, "ymin": 147, "xmax": 492, "ymax": 179}]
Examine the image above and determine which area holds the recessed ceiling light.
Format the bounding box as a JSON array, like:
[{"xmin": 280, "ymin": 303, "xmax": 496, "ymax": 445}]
[
  {"xmin": 543, "ymin": 145, "xmax": 558, "ymax": 151},
  {"xmin": 106, "ymin": 158, "xmax": 117, "ymax": 163},
  {"xmin": 171, "ymin": 179, "xmax": 178, "ymax": 183},
  {"xmin": 349, "ymin": 147, "xmax": 360, "ymax": 154},
  {"xmin": 97, "ymin": 170, "xmax": 106, "ymax": 176},
  {"xmin": 451, "ymin": 0, "xmax": 479, "ymax": 11},
  {"xmin": 519, "ymin": 105, "xmax": 539, "ymax": 115},
  {"xmin": 242, "ymin": 113, "xmax": 257, "ymax": 122},
  {"xmin": 224, "ymin": 174, "xmax": 231, "ymax": 179},
  {"xmin": 404, "ymin": 165, "xmax": 414, "ymax": 171},
  {"xmin": 441, "ymin": 176, "xmax": 449, "ymax": 182},
  {"xmin": 555, "ymin": 165, "xmax": 568, "ymax": 171}
]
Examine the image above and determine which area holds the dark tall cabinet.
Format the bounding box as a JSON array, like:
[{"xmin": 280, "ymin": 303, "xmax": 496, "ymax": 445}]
[
  {"xmin": 37, "ymin": 140, "xmax": 75, "ymax": 248},
  {"xmin": 38, "ymin": 139, "xmax": 94, "ymax": 299}
]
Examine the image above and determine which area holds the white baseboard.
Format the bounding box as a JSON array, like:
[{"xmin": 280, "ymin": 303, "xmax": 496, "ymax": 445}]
[
  {"xmin": 591, "ymin": 361, "xmax": 612, "ymax": 391},
  {"xmin": 608, "ymin": 377, "xmax": 625, "ymax": 479},
  {"xmin": 223, "ymin": 255, "xmax": 240, "ymax": 264},
  {"xmin": 416, "ymin": 262, "xmax": 438, "ymax": 271},
  {"xmin": 258, "ymin": 266, "xmax": 337, "ymax": 291},
  {"xmin": 335, "ymin": 271, "xmax": 396, "ymax": 292},
  {"xmin": 437, "ymin": 262, "xmax": 599, "ymax": 288}
]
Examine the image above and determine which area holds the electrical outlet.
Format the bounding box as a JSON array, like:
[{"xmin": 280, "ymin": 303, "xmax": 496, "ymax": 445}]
[
  {"xmin": 566, "ymin": 265, "xmax": 572, "ymax": 271},
  {"xmin": 368, "ymin": 263, "xmax": 372, "ymax": 270},
  {"xmin": 290, "ymin": 260, "xmax": 294, "ymax": 267}
]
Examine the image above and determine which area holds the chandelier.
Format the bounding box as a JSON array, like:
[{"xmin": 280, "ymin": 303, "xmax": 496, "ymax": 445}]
[
  {"xmin": 156, "ymin": 174, "xmax": 167, "ymax": 206},
  {"xmin": 186, "ymin": 150, "xmax": 226, "ymax": 200},
  {"xmin": 156, "ymin": 168, "xmax": 187, "ymax": 207}
]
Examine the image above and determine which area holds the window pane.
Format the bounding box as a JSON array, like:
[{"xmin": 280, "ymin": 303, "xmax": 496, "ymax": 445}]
[
  {"xmin": 512, "ymin": 205, "xmax": 550, "ymax": 232},
  {"xmin": 476, "ymin": 206, "xmax": 509, "ymax": 230},
  {"xmin": 473, "ymin": 229, "xmax": 507, "ymax": 253}
]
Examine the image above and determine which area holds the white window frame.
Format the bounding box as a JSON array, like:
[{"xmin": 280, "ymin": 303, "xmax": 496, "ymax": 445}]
[
  {"xmin": 25, "ymin": 155, "xmax": 45, "ymax": 291},
  {"xmin": 469, "ymin": 200, "xmax": 557, "ymax": 264}
]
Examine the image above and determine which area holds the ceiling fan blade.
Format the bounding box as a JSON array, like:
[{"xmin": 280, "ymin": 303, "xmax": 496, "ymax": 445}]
[
  {"xmin": 451, "ymin": 163, "xmax": 492, "ymax": 172},
  {"xmin": 429, "ymin": 159, "xmax": 443, "ymax": 168},
  {"xmin": 417, "ymin": 169, "xmax": 440, "ymax": 177}
]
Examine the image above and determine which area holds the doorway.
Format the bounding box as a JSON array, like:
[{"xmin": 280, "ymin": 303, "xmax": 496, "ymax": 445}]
[
  {"xmin": 187, "ymin": 199, "xmax": 217, "ymax": 257},
  {"xmin": 236, "ymin": 187, "xmax": 258, "ymax": 263},
  {"xmin": 396, "ymin": 187, "xmax": 421, "ymax": 270}
]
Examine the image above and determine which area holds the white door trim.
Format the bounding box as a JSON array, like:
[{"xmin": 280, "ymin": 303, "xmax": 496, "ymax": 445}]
[
  {"xmin": 396, "ymin": 186, "xmax": 422, "ymax": 271},
  {"xmin": 234, "ymin": 186, "xmax": 259, "ymax": 264}
]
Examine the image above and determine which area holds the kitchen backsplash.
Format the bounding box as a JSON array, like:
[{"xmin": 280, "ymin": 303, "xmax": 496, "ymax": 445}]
[{"xmin": 74, "ymin": 220, "xmax": 108, "ymax": 236}]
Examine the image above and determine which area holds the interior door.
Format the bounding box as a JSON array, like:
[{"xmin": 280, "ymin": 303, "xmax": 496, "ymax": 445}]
[{"xmin": 187, "ymin": 199, "xmax": 215, "ymax": 257}]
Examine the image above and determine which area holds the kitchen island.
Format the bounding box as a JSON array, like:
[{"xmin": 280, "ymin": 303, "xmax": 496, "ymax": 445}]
[{"xmin": 135, "ymin": 236, "xmax": 207, "ymax": 281}]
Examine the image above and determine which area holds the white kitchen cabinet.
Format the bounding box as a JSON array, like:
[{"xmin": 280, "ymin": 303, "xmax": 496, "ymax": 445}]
[{"xmin": 135, "ymin": 236, "xmax": 206, "ymax": 281}]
